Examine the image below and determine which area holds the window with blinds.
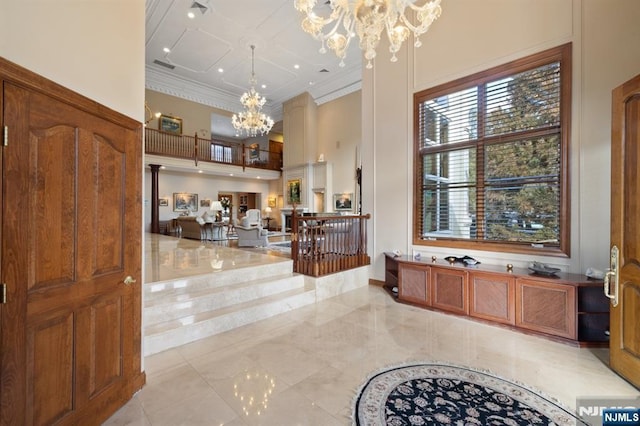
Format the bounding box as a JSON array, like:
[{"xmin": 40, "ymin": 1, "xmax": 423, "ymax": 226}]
[{"xmin": 413, "ymin": 44, "xmax": 571, "ymax": 255}]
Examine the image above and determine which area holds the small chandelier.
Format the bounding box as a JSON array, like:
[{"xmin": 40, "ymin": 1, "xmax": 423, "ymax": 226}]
[
  {"xmin": 294, "ymin": 0, "xmax": 442, "ymax": 69},
  {"xmin": 231, "ymin": 45, "xmax": 274, "ymax": 137}
]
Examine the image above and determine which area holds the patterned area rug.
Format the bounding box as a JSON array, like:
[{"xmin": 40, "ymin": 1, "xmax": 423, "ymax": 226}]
[{"xmin": 353, "ymin": 363, "xmax": 588, "ymax": 426}]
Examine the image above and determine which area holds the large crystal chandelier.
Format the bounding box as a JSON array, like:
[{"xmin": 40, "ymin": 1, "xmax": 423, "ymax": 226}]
[
  {"xmin": 294, "ymin": 0, "xmax": 442, "ymax": 69},
  {"xmin": 231, "ymin": 45, "xmax": 274, "ymax": 137}
]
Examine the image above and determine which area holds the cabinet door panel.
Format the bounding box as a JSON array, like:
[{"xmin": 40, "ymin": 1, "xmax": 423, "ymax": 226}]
[
  {"xmin": 399, "ymin": 264, "xmax": 429, "ymax": 305},
  {"xmin": 431, "ymin": 267, "xmax": 468, "ymax": 314},
  {"xmin": 470, "ymin": 272, "xmax": 515, "ymax": 325},
  {"xmin": 516, "ymin": 279, "xmax": 576, "ymax": 339}
]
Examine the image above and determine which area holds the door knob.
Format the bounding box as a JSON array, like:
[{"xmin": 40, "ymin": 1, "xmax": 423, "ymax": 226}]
[{"xmin": 124, "ymin": 276, "xmax": 137, "ymax": 285}]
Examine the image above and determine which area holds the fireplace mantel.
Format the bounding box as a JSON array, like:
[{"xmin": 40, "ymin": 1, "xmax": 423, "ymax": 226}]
[{"xmin": 280, "ymin": 207, "xmax": 308, "ymax": 233}]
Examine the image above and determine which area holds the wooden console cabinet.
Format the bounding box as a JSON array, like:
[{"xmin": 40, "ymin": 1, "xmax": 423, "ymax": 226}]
[{"xmin": 384, "ymin": 253, "xmax": 609, "ymax": 346}]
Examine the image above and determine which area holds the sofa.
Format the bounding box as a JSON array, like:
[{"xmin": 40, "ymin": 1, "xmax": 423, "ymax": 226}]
[
  {"xmin": 235, "ymin": 225, "xmax": 269, "ymax": 247},
  {"xmin": 176, "ymin": 216, "xmax": 206, "ymax": 240}
]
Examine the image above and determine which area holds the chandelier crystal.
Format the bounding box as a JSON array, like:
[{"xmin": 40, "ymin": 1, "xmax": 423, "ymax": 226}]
[
  {"xmin": 232, "ymin": 45, "xmax": 274, "ymax": 137},
  {"xmin": 294, "ymin": 0, "xmax": 442, "ymax": 69}
]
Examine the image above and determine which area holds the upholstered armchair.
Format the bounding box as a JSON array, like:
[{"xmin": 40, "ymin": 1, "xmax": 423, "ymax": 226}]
[
  {"xmin": 244, "ymin": 209, "xmax": 261, "ymax": 227},
  {"xmin": 235, "ymin": 224, "xmax": 269, "ymax": 247}
]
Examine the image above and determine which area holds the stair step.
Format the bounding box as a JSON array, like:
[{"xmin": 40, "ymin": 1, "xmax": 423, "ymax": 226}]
[
  {"xmin": 144, "ymin": 260, "xmax": 293, "ymax": 301},
  {"xmin": 144, "ymin": 273, "xmax": 305, "ymax": 326},
  {"xmin": 143, "ymin": 284, "xmax": 316, "ymax": 356}
]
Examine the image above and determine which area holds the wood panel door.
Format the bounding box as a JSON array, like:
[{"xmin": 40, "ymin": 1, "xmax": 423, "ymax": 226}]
[
  {"xmin": 269, "ymin": 139, "xmax": 283, "ymax": 170},
  {"xmin": 430, "ymin": 267, "xmax": 468, "ymax": 315},
  {"xmin": 609, "ymin": 73, "xmax": 640, "ymax": 388},
  {"xmin": 515, "ymin": 279, "xmax": 575, "ymax": 340},
  {"xmin": 1, "ymin": 65, "xmax": 143, "ymax": 424},
  {"xmin": 398, "ymin": 263, "xmax": 430, "ymax": 305},
  {"xmin": 469, "ymin": 271, "xmax": 515, "ymax": 325}
]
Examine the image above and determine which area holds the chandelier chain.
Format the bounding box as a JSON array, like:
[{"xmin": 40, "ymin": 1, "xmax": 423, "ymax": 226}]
[{"xmin": 232, "ymin": 45, "xmax": 274, "ymax": 137}]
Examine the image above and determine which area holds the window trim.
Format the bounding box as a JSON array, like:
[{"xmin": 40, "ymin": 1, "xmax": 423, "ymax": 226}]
[{"xmin": 412, "ymin": 43, "xmax": 572, "ymax": 257}]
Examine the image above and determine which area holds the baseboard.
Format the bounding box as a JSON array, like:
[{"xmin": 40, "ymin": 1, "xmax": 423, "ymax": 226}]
[{"xmin": 369, "ymin": 279, "xmax": 385, "ymax": 287}]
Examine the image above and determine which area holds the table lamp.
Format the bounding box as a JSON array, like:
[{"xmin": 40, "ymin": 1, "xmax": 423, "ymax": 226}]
[{"xmin": 210, "ymin": 200, "xmax": 223, "ymax": 222}]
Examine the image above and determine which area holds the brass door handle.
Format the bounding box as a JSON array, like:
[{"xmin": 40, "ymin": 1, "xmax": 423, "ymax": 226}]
[
  {"xmin": 603, "ymin": 246, "xmax": 619, "ymax": 307},
  {"xmin": 124, "ymin": 276, "xmax": 137, "ymax": 285}
]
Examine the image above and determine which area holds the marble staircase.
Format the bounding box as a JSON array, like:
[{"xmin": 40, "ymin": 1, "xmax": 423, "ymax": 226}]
[{"xmin": 143, "ymin": 259, "xmax": 315, "ymax": 356}]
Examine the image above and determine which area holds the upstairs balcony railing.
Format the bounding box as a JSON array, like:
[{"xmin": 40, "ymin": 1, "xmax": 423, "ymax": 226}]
[
  {"xmin": 290, "ymin": 212, "xmax": 371, "ymax": 277},
  {"xmin": 145, "ymin": 128, "xmax": 282, "ymax": 172}
]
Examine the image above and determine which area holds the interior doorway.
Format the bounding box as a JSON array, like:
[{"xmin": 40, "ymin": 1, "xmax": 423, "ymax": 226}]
[{"xmin": 313, "ymin": 191, "xmax": 325, "ymax": 213}]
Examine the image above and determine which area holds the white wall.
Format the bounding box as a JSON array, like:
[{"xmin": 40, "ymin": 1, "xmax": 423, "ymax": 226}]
[
  {"xmin": 317, "ymin": 91, "xmax": 362, "ymax": 202},
  {"xmin": 0, "ymin": 0, "xmax": 145, "ymax": 121},
  {"xmin": 363, "ymin": 0, "xmax": 640, "ymax": 280},
  {"xmin": 144, "ymin": 169, "xmax": 271, "ymax": 230}
]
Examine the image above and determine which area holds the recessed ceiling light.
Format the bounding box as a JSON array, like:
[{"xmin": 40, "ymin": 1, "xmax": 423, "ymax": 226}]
[
  {"xmin": 229, "ymin": 173, "xmax": 234, "ymax": 176},
  {"xmin": 257, "ymin": 176, "xmax": 261, "ymax": 179},
  {"xmin": 187, "ymin": 11, "xmax": 195, "ymax": 19},
  {"xmin": 261, "ymin": 84, "xmax": 266, "ymax": 89},
  {"xmin": 309, "ymin": 81, "xmax": 315, "ymax": 86},
  {"xmin": 294, "ymin": 64, "xmax": 300, "ymax": 69},
  {"xmin": 198, "ymin": 170, "xmax": 203, "ymax": 173},
  {"xmin": 218, "ymin": 68, "xmax": 224, "ymax": 73},
  {"xmin": 163, "ymin": 47, "xmax": 171, "ymax": 53},
  {"xmin": 160, "ymin": 166, "xmax": 166, "ymax": 169}
]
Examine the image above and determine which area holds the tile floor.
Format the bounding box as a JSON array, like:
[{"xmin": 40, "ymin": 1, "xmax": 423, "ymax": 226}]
[{"xmin": 105, "ymin": 280, "xmax": 638, "ymax": 425}]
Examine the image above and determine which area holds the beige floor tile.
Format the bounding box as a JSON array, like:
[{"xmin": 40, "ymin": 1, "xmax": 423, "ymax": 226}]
[
  {"xmin": 143, "ymin": 388, "xmax": 238, "ymax": 426},
  {"xmin": 102, "ymin": 396, "xmax": 151, "ymax": 426},
  {"xmin": 107, "ymin": 240, "xmax": 639, "ymax": 425}
]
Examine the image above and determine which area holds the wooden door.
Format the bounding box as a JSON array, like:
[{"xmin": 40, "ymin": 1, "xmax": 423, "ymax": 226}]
[
  {"xmin": 269, "ymin": 139, "xmax": 283, "ymax": 170},
  {"xmin": 1, "ymin": 62, "xmax": 143, "ymax": 425},
  {"xmin": 609, "ymin": 73, "xmax": 640, "ymax": 388}
]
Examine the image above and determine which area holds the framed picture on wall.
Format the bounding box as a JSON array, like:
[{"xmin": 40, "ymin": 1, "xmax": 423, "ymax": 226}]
[
  {"xmin": 268, "ymin": 196, "xmax": 277, "ymax": 208},
  {"xmin": 173, "ymin": 192, "xmax": 198, "ymax": 212},
  {"xmin": 159, "ymin": 114, "xmax": 183, "ymax": 135},
  {"xmin": 333, "ymin": 193, "xmax": 353, "ymax": 211},
  {"xmin": 159, "ymin": 198, "xmax": 169, "ymax": 207},
  {"xmin": 249, "ymin": 143, "xmax": 260, "ymax": 160},
  {"xmin": 287, "ymin": 179, "xmax": 301, "ymax": 205},
  {"xmin": 200, "ymin": 199, "xmax": 211, "ymax": 208}
]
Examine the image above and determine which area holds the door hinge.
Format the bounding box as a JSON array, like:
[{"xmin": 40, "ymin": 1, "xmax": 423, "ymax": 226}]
[
  {"xmin": 1, "ymin": 283, "xmax": 6, "ymax": 304},
  {"xmin": 3, "ymin": 126, "xmax": 7, "ymax": 146}
]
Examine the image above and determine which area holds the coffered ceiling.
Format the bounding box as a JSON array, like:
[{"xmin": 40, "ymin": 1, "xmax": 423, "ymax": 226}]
[{"xmin": 145, "ymin": 0, "xmax": 364, "ymax": 137}]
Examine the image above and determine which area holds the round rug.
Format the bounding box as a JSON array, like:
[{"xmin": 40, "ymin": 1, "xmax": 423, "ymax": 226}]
[{"xmin": 353, "ymin": 363, "xmax": 588, "ymax": 425}]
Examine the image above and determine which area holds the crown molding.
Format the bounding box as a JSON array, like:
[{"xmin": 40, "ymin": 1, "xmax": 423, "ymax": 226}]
[
  {"xmin": 145, "ymin": 65, "xmax": 283, "ymax": 122},
  {"xmin": 146, "ymin": 61, "xmax": 363, "ymax": 121},
  {"xmin": 313, "ymin": 80, "xmax": 362, "ymax": 105}
]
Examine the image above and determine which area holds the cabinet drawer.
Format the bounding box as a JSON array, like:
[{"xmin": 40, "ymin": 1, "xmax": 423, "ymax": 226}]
[{"xmin": 469, "ymin": 271, "xmax": 515, "ymax": 325}]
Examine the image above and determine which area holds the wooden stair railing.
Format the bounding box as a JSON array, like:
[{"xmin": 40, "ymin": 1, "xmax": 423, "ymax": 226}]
[
  {"xmin": 145, "ymin": 128, "xmax": 282, "ymax": 172},
  {"xmin": 290, "ymin": 211, "xmax": 371, "ymax": 277}
]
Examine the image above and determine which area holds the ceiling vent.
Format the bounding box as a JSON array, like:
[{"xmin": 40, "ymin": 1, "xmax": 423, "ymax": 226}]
[
  {"xmin": 153, "ymin": 59, "xmax": 175, "ymax": 70},
  {"xmin": 190, "ymin": 1, "xmax": 210, "ymax": 14},
  {"xmin": 319, "ymin": 68, "xmax": 329, "ymax": 73}
]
